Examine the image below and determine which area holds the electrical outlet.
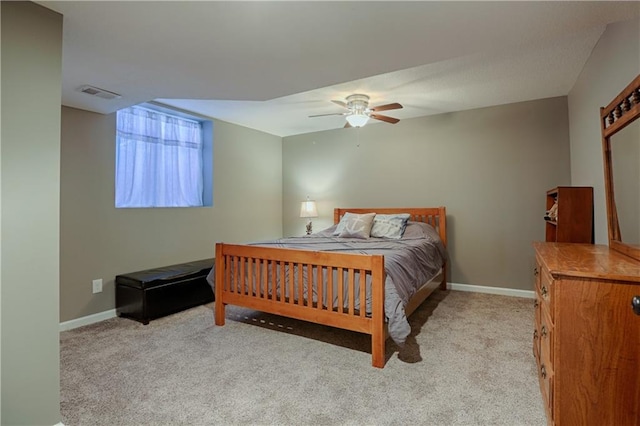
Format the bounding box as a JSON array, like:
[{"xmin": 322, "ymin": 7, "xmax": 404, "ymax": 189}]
[{"xmin": 92, "ymin": 279, "xmax": 103, "ymax": 294}]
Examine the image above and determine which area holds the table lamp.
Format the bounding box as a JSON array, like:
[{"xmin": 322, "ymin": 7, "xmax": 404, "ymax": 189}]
[{"xmin": 299, "ymin": 196, "xmax": 318, "ymax": 235}]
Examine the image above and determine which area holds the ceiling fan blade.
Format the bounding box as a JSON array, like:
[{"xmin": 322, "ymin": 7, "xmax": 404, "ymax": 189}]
[
  {"xmin": 309, "ymin": 112, "xmax": 347, "ymax": 118},
  {"xmin": 370, "ymin": 114, "xmax": 400, "ymax": 124},
  {"xmin": 370, "ymin": 102, "xmax": 403, "ymax": 112},
  {"xmin": 331, "ymin": 100, "xmax": 349, "ymax": 109}
]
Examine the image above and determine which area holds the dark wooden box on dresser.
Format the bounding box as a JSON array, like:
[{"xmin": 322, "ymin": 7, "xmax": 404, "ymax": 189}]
[
  {"xmin": 544, "ymin": 186, "xmax": 593, "ymax": 244},
  {"xmin": 533, "ymin": 242, "xmax": 640, "ymax": 425}
]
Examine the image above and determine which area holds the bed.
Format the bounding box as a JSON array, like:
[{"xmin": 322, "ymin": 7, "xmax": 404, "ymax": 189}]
[{"xmin": 210, "ymin": 207, "xmax": 447, "ymax": 368}]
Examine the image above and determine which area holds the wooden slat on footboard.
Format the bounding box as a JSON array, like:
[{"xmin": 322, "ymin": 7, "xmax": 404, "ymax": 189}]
[{"xmin": 215, "ymin": 243, "xmax": 386, "ymax": 367}]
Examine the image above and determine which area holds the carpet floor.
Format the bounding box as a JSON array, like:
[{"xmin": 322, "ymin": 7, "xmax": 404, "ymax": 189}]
[{"xmin": 60, "ymin": 290, "xmax": 546, "ymax": 425}]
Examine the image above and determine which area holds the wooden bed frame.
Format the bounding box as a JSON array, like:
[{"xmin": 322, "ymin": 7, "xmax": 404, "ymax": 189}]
[{"xmin": 214, "ymin": 207, "xmax": 447, "ymax": 368}]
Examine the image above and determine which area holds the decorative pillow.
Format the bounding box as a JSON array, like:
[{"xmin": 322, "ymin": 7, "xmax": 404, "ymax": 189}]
[
  {"xmin": 333, "ymin": 212, "xmax": 353, "ymax": 235},
  {"xmin": 337, "ymin": 212, "xmax": 376, "ymax": 239},
  {"xmin": 370, "ymin": 213, "xmax": 411, "ymax": 239},
  {"xmin": 402, "ymin": 221, "xmax": 441, "ymax": 242}
]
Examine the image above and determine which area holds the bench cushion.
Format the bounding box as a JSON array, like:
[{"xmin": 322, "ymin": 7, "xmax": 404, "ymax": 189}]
[{"xmin": 116, "ymin": 258, "xmax": 215, "ymax": 289}]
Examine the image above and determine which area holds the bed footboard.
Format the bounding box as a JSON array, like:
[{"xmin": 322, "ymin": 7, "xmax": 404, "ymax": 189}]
[{"xmin": 214, "ymin": 243, "xmax": 387, "ymax": 367}]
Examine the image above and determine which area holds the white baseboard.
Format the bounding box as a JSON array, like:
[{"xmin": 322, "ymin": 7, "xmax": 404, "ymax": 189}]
[
  {"xmin": 448, "ymin": 282, "xmax": 535, "ymax": 299},
  {"xmin": 59, "ymin": 309, "xmax": 117, "ymax": 332},
  {"xmin": 58, "ymin": 284, "xmax": 532, "ymax": 332}
]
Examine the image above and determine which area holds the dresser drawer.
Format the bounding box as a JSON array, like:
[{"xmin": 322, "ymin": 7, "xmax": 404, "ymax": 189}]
[
  {"xmin": 533, "ymin": 263, "xmax": 542, "ymax": 360},
  {"xmin": 538, "ymin": 346, "xmax": 555, "ymax": 425},
  {"xmin": 539, "ymin": 362, "xmax": 554, "ymax": 424},
  {"xmin": 533, "ymin": 297, "xmax": 541, "ymax": 360},
  {"xmin": 534, "ymin": 262, "xmax": 542, "ymax": 293},
  {"xmin": 539, "ymin": 267, "xmax": 554, "ymax": 321},
  {"xmin": 540, "ymin": 308, "xmax": 554, "ymax": 371}
]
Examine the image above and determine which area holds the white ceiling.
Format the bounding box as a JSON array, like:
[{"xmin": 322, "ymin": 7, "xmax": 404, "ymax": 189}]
[{"xmin": 40, "ymin": 1, "xmax": 640, "ymax": 137}]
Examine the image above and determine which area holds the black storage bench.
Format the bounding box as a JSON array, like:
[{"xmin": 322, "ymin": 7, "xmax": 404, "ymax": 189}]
[{"xmin": 116, "ymin": 258, "xmax": 215, "ymax": 324}]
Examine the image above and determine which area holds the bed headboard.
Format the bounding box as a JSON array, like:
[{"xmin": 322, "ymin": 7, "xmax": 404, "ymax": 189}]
[{"xmin": 333, "ymin": 207, "xmax": 447, "ymax": 246}]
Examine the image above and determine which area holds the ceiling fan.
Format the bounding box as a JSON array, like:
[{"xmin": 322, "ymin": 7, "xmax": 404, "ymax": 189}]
[{"xmin": 309, "ymin": 94, "xmax": 402, "ymax": 128}]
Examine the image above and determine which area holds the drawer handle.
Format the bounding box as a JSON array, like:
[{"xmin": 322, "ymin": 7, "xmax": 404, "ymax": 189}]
[
  {"xmin": 533, "ymin": 330, "xmax": 539, "ymax": 340},
  {"xmin": 534, "ymin": 299, "xmax": 539, "ymax": 308},
  {"xmin": 541, "ymin": 286, "xmax": 548, "ymax": 297},
  {"xmin": 633, "ymin": 296, "xmax": 640, "ymax": 316},
  {"xmin": 541, "ymin": 325, "xmax": 547, "ymax": 338},
  {"xmin": 534, "ymin": 267, "xmax": 539, "ymax": 276},
  {"xmin": 540, "ymin": 364, "xmax": 547, "ymax": 379}
]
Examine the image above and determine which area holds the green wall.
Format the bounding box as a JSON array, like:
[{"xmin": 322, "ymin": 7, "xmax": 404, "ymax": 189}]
[{"xmin": 1, "ymin": 2, "xmax": 63, "ymax": 424}]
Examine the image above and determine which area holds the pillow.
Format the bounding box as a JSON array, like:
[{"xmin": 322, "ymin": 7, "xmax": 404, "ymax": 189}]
[
  {"xmin": 370, "ymin": 213, "xmax": 411, "ymax": 239},
  {"xmin": 402, "ymin": 221, "xmax": 441, "ymax": 242},
  {"xmin": 336, "ymin": 212, "xmax": 376, "ymax": 239},
  {"xmin": 333, "ymin": 212, "xmax": 353, "ymax": 235}
]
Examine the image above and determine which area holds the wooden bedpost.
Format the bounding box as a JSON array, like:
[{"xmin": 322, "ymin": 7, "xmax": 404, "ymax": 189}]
[
  {"xmin": 438, "ymin": 206, "xmax": 448, "ymax": 290},
  {"xmin": 214, "ymin": 243, "xmax": 226, "ymax": 326},
  {"xmin": 333, "ymin": 209, "xmax": 341, "ymax": 225},
  {"xmin": 370, "ymin": 254, "xmax": 386, "ymax": 368}
]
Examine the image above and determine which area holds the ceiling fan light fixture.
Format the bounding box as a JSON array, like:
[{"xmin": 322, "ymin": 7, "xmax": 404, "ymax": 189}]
[
  {"xmin": 346, "ymin": 113, "xmax": 369, "ymax": 128},
  {"xmin": 310, "ymin": 93, "xmax": 401, "ymax": 128}
]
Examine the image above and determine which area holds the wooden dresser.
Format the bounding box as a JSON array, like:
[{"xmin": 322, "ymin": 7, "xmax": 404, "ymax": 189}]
[{"xmin": 533, "ymin": 242, "xmax": 640, "ymax": 426}]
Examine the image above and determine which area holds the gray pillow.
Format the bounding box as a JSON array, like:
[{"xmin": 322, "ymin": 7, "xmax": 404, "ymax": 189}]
[
  {"xmin": 370, "ymin": 213, "xmax": 411, "ymax": 239},
  {"xmin": 402, "ymin": 221, "xmax": 441, "ymax": 242},
  {"xmin": 333, "ymin": 212, "xmax": 354, "ymax": 235},
  {"xmin": 337, "ymin": 212, "xmax": 376, "ymax": 239}
]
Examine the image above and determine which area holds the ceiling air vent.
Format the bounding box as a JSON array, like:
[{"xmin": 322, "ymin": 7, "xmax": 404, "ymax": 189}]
[{"xmin": 77, "ymin": 85, "xmax": 121, "ymax": 100}]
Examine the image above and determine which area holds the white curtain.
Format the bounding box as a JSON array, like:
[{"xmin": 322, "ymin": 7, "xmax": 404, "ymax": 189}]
[{"xmin": 115, "ymin": 106, "xmax": 203, "ymax": 207}]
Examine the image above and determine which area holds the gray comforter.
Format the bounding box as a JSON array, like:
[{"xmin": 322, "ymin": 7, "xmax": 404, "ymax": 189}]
[{"xmin": 207, "ymin": 221, "xmax": 447, "ymax": 345}]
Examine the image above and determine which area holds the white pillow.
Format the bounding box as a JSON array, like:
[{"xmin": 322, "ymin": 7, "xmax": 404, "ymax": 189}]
[
  {"xmin": 370, "ymin": 213, "xmax": 411, "ymax": 239},
  {"xmin": 336, "ymin": 212, "xmax": 376, "ymax": 239}
]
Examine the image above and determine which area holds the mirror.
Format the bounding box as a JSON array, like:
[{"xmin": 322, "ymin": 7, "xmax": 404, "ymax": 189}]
[
  {"xmin": 610, "ymin": 120, "xmax": 640, "ymax": 246},
  {"xmin": 601, "ymin": 74, "xmax": 640, "ymax": 262}
]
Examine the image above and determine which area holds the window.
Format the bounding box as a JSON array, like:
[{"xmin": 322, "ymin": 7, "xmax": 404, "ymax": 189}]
[{"xmin": 115, "ymin": 105, "xmax": 212, "ymax": 208}]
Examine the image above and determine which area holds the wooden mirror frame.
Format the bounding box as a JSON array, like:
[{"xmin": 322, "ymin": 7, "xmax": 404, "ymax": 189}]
[{"xmin": 600, "ymin": 73, "xmax": 640, "ymax": 262}]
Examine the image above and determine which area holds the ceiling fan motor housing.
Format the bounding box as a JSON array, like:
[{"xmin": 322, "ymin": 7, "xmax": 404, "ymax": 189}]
[{"xmin": 346, "ymin": 94, "xmax": 370, "ymax": 114}]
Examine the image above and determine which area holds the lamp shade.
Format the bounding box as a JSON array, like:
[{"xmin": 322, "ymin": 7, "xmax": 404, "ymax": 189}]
[
  {"xmin": 300, "ymin": 200, "xmax": 318, "ymax": 218},
  {"xmin": 346, "ymin": 113, "xmax": 370, "ymax": 128}
]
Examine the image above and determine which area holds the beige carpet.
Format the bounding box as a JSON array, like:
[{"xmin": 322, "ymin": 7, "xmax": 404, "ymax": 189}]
[{"xmin": 60, "ymin": 290, "xmax": 546, "ymax": 425}]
